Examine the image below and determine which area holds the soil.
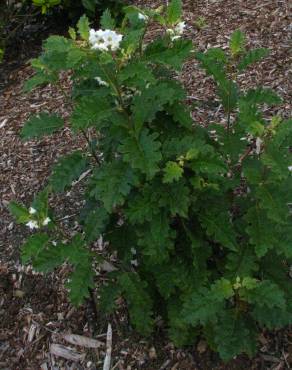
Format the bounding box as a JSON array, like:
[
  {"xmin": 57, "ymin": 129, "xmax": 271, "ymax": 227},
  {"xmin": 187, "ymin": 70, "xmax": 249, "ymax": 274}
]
[{"xmin": 0, "ymin": 0, "xmax": 291, "ymax": 369}]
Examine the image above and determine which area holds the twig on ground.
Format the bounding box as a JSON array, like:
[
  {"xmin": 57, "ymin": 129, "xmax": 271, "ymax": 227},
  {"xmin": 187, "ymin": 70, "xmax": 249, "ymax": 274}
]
[{"xmin": 103, "ymin": 323, "xmax": 112, "ymax": 370}]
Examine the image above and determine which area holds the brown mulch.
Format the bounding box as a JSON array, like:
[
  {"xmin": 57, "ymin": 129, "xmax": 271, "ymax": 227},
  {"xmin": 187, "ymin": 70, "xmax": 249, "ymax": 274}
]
[{"xmin": 0, "ymin": 0, "xmax": 291, "ymax": 369}]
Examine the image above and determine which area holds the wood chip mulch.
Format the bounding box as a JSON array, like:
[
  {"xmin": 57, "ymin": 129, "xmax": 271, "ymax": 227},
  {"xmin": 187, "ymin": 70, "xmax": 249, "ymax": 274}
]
[{"xmin": 0, "ymin": 0, "xmax": 291, "ymax": 369}]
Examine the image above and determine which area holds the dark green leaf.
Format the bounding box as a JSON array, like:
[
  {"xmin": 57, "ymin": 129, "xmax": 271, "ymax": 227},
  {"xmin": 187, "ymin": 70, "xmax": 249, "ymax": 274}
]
[
  {"xmin": 50, "ymin": 151, "xmax": 88, "ymax": 192},
  {"xmin": 21, "ymin": 113, "xmax": 64, "ymax": 140},
  {"xmin": 100, "ymin": 9, "xmax": 116, "ymax": 29},
  {"xmin": 119, "ymin": 129, "xmax": 162, "ymax": 179},
  {"xmin": 238, "ymin": 48, "xmax": 269, "ymax": 71}
]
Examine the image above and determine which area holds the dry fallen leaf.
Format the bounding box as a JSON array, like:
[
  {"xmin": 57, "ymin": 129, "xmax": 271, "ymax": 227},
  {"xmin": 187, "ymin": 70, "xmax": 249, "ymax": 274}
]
[
  {"xmin": 50, "ymin": 343, "xmax": 85, "ymax": 362},
  {"xmin": 63, "ymin": 333, "xmax": 104, "ymax": 349},
  {"xmin": 149, "ymin": 346, "xmax": 157, "ymax": 360},
  {"xmin": 197, "ymin": 340, "xmax": 208, "ymax": 354}
]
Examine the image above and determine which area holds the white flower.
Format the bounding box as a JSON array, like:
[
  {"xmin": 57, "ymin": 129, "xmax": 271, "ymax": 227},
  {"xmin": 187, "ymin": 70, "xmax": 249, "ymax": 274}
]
[
  {"xmin": 52, "ymin": 241, "xmax": 57, "ymax": 246},
  {"xmin": 42, "ymin": 217, "xmax": 51, "ymax": 226},
  {"xmin": 167, "ymin": 21, "xmax": 186, "ymax": 41},
  {"xmin": 138, "ymin": 13, "xmax": 148, "ymax": 21},
  {"xmin": 102, "ymin": 29, "xmax": 123, "ymax": 51},
  {"xmin": 288, "ymin": 166, "xmax": 292, "ymax": 172},
  {"xmin": 29, "ymin": 207, "xmax": 37, "ymax": 214},
  {"xmin": 175, "ymin": 21, "xmax": 186, "ymax": 35},
  {"xmin": 26, "ymin": 220, "xmax": 39, "ymax": 230},
  {"xmin": 89, "ymin": 29, "xmax": 109, "ymax": 51},
  {"xmin": 89, "ymin": 28, "xmax": 123, "ymax": 52},
  {"xmin": 95, "ymin": 76, "xmax": 109, "ymax": 87}
]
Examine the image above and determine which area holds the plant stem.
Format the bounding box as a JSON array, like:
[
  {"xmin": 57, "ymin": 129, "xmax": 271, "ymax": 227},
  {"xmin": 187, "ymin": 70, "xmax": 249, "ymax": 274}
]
[
  {"xmin": 227, "ymin": 80, "xmax": 232, "ymax": 133},
  {"xmin": 80, "ymin": 128, "xmax": 101, "ymax": 165}
]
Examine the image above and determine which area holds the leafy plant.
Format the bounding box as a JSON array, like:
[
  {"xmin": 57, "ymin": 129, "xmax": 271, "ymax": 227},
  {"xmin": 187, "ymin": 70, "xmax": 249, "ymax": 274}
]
[
  {"xmin": 10, "ymin": 0, "xmax": 292, "ymax": 361},
  {"xmin": 32, "ymin": 0, "xmax": 61, "ymax": 14}
]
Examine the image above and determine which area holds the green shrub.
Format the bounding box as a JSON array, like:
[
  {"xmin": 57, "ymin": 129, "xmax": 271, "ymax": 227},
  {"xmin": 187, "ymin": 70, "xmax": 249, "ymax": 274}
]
[{"xmin": 10, "ymin": 0, "xmax": 292, "ymax": 361}]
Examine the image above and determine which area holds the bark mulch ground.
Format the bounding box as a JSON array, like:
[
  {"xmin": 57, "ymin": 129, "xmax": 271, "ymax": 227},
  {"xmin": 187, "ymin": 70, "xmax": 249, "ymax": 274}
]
[{"xmin": 0, "ymin": 0, "xmax": 291, "ymax": 369}]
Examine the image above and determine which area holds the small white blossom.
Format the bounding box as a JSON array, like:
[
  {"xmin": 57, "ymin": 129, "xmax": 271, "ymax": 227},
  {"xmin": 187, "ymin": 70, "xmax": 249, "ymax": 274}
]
[
  {"xmin": 103, "ymin": 29, "xmax": 123, "ymax": 51},
  {"xmin": 89, "ymin": 28, "xmax": 123, "ymax": 52},
  {"xmin": 26, "ymin": 220, "xmax": 39, "ymax": 230},
  {"xmin": 138, "ymin": 13, "xmax": 148, "ymax": 21},
  {"xmin": 89, "ymin": 29, "xmax": 108, "ymax": 51},
  {"xmin": 52, "ymin": 241, "xmax": 57, "ymax": 246},
  {"xmin": 29, "ymin": 207, "xmax": 37, "ymax": 214},
  {"xmin": 42, "ymin": 217, "xmax": 51, "ymax": 226},
  {"xmin": 288, "ymin": 166, "xmax": 292, "ymax": 172},
  {"xmin": 95, "ymin": 76, "xmax": 109, "ymax": 87},
  {"xmin": 174, "ymin": 21, "xmax": 186, "ymax": 35},
  {"xmin": 167, "ymin": 21, "xmax": 186, "ymax": 41}
]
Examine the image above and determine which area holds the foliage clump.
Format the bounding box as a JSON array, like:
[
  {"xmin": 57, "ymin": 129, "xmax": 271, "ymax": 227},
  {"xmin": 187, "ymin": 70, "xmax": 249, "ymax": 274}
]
[{"xmin": 10, "ymin": 0, "xmax": 292, "ymax": 361}]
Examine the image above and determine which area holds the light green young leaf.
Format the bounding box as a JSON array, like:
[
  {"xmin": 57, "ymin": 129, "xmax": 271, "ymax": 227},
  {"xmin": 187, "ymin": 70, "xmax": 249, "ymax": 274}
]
[
  {"xmin": 229, "ymin": 29, "xmax": 246, "ymax": 56},
  {"xmin": 77, "ymin": 15, "xmax": 90, "ymax": 41},
  {"xmin": 68, "ymin": 27, "xmax": 76, "ymax": 40},
  {"xmin": 163, "ymin": 161, "xmax": 183, "ymax": 183}
]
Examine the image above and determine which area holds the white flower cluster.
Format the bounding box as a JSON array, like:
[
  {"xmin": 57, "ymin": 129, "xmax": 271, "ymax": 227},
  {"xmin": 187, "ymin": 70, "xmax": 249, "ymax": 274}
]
[
  {"xmin": 95, "ymin": 76, "xmax": 109, "ymax": 87},
  {"xmin": 167, "ymin": 21, "xmax": 186, "ymax": 41},
  {"xmin": 26, "ymin": 207, "xmax": 51, "ymax": 230},
  {"xmin": 89, "ymin": 29, "xmax": 123, "ymax": 52}
]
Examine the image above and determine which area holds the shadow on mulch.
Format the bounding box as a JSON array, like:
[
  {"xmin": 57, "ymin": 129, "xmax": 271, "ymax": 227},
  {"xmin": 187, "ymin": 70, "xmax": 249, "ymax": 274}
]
[{"xmin": 0, "ymin": 10, "xmax": 69, "ymax": 92}]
